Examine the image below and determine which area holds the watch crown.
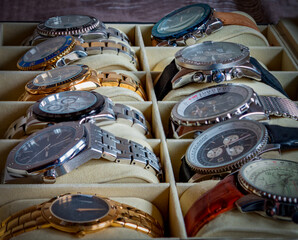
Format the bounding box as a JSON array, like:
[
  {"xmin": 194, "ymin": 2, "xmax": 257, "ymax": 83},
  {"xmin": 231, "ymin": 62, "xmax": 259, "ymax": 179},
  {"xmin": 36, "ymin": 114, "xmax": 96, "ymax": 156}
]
[
  {"xmin": 42, "ymin": 169, "xmax": 57, "ymax": 183},
  {"xmin": 212, "ymin": 71, "xmax": 225, "ymax": 83},
  {"xmin": 184, "ymin": 34, "xmax": 197, "ymax": 46}
]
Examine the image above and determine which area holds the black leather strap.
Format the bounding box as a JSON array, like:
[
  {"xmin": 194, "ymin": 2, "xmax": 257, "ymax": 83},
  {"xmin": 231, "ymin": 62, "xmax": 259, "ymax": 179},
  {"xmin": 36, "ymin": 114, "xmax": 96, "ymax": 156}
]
[
  {"xmin": 250, "ymin": 57, "xmax": 289, "ymax": 97},
  {"xmin": 179, "ymin": 156, "xmax": 196, "ymax": 182},
  {"xmin": 264, "ymin": 124, "xmax": 298, "ymax": 150},
  {"xmin": 154, "ymin": 59, "xmax": 178, "ymax": 100},
  {"xmin": 154, "ymin": 57, "xmax": 289, "ymax": 101}
]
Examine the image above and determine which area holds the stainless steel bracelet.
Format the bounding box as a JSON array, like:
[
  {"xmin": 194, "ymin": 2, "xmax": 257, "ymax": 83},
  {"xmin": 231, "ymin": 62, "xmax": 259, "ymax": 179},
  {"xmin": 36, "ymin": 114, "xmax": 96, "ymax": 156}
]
[
  {"xmin": 113, "ymin": 103, "xmax": 148, "ymax": 135},
  {"xmin": 259, "ymin": 96, "xmax": 298, "ymax": 120},
  {"xmin": 106, "ymin": 27, "xmax": 131, "ymax": 45},
  {"xmin": 92, "ymin": 125, "xmax": 162, "ymax": 179}
]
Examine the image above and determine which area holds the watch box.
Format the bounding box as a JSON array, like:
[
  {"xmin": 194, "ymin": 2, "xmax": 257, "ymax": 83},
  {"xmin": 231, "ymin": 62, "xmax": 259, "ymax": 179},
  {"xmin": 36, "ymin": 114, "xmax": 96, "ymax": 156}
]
[{"xmin": 0, "ymin": 21, "xmax": 297, "ymax": 238}]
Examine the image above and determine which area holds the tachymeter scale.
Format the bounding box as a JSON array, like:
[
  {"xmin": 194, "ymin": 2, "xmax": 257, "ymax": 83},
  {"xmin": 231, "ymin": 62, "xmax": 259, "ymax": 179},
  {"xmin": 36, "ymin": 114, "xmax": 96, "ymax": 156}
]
[{"xmin": 50, "ymin": 194, "xmax": 110, "ymax": 223}]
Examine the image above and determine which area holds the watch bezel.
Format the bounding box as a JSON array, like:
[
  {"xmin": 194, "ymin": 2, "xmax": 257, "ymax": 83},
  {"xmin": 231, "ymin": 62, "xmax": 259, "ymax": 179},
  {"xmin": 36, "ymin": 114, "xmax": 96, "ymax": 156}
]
[
  {"xmin": 42, "ymin": 193, "xmax": 117, "ymax": 232},
  {"xmin": 171, "ymin": 83, "xmax": 256, "ymax": 126},
  {"xmin": 37, "ymin": 15, "xmax": 102, "ymax": 37},
  {"xmin": 152, "ymin": 3, "xmax": 211, "ymax": 40},
  {"xmin": 33, "ymin": 91, "xmax": 106, "ymax": 122},
  {"xmin": 238, "ymin": 159, "xmax": 298, "ymax": 204},
  {"xmin": 6, "ymin": 122, "xmax": 85, "ymax": 173},
  {"xmin": 25, "ymin": 64, "xmax": 90, "ymax": 94},
  {"xmin": 185, "ymin": 119, "xmax": 268, "ymax": 174},
  {"xmin": 17, "ymin": 36, "xmax": 76, "ymax": 70},
  {"xmin": 175, "ymin": 41, "xmax": 250, "ymax": 70}
]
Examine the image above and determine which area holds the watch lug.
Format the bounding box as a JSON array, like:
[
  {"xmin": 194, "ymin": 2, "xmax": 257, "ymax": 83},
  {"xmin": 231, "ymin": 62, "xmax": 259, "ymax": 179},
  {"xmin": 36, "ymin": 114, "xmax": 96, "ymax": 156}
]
[
  {"xmin": 171, "ymin": 69, "xmax": 199, "ymax": 89},
  {"xmin": 260, "ymin": 143, "xmax": 281, "ymax": 154},
  {"xmin": 232, "ymin": 63, "xmax": 261, "ymax": 81},
  {"xmin": 56, "ymin": 50, "xmax": 88, "ymax": 67},
  {"xmin": 171, "ymin": 121, "xmax": 208, "ymax": 139},
  {"xmin": 236, "ymin": 194, "xmax": 265, "ymax": 213},
  {"xmin": 205, "ymin": 17, "xmax": 223, "ymax": 35}
]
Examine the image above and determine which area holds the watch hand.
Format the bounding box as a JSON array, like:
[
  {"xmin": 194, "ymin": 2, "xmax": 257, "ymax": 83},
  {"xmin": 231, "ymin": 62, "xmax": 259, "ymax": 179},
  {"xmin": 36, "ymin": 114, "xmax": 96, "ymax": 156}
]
[
  {"xmin": 225, "ymin": 134, "xmax": 251, "ymax": 147},
  {"xmin": 76, "ymin": 208, "xmax": 106, "ymax": 212},
  {"xmin": 29, "ymin": 143, "xmax": 51, "ymax": 162}
]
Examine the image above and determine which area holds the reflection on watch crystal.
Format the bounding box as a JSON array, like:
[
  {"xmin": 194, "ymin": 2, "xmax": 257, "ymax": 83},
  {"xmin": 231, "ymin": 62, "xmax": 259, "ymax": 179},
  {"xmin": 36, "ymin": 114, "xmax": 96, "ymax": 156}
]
[
  {"xmin": 33, "ymin": 65, "xmax": 83, "ymax": 86},
  {"xmin": 51, "ymin": 194, "xmax": 110, "ymax": 222},
  {"xmin": 14, "ymin": 126, "xmax": 76, "ymax": 165},
  {"xmin": 240, "ymin": 159, "xmax": 298, "ymax": 199},
  {"xmin": 45, "ymin": 15, "xmax": 92, "ymax": 29},
  {"xmin": 23, "ymin": 37, "xmax": 68, "ymax": 62},
  {"xmin": 39, "ymin": 91, "xmax": 97, "ymax": 114},
  {"xmin": 158, "ymin": 6, "xmax": 204, "ymax": 33}
]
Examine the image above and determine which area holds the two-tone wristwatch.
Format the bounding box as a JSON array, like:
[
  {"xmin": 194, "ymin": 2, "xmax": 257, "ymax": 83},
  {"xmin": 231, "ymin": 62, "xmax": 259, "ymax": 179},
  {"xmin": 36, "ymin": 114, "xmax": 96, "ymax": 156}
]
[
  {"xmin": 154, "ymin": 41, "xmax": 288, "ymax": 100},
  {"xmin": 184, "ymin": 159, "xmax": 298, "ymax": 236},
  {"xmin": 179, "ymin": 119, "xmax": 298, "ymax": 182},
  {"xmin": 17, "ymin": 35, "xmax": 138, "ymax": 71},
  {"xmin": 0, "ymin": 192, "xmax": 164, "ymax": 239},
  {"xmin": 151, "ymin": 3, "xmax": 260, "ymax": 46},
  {"xmin": 170, "ymin": 83, "xmax": 298, "ymax": 138},
  {"xmin": 18, "ymin": 65, "xmax": 146, "ymax": 101},
  {"xmin": 5, "ymin": 91, "xmax": 149, "ymax": 139},
  {"xmin": 4, "ymin": 121, "xmax": 162, "ymax": 183},
  {"xmin": 22, "ymin": 14, "xmax": 130, "ymax": 46}
]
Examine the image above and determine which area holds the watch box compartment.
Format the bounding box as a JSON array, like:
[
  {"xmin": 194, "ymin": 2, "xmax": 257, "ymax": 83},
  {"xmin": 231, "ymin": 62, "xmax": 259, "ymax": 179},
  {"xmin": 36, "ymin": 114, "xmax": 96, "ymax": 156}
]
[{"xmin": 0, "ymin": 20, "xmax": 297, "ymax": 238}]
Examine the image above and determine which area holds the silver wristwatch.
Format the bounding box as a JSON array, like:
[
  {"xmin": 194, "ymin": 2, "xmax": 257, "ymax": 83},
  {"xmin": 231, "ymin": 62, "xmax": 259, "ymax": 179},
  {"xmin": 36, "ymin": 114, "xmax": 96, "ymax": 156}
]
[
  {"xmin": 172, "ymin": 41, "xmax": 261, "ymax": 89},
  {"xmin": 22, "ymin": 15, "xmax": 130, "ymax": 46},
  {"xmin": 171, "ymin": 83, "xmax": 298, "ymax": 138},
  {"xmin": 4, "ymin": 121, "xmax": 162, "ymax": 183},
  {"xmin": 4, "ymin": 91, "xmax": 149, "ymax": 139}
]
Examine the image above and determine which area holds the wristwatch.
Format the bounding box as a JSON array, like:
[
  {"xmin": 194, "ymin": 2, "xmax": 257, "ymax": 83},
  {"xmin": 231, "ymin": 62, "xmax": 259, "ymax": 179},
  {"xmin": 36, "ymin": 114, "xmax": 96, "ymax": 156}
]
[
  {"xmin": 0, "ymin": 192, "xmax": 164, "ymax": 239},
  {"xmin": 22, "ymin": 15, "xmax": 130, "ymax": 46},
  {"xmin": 17, "ymin": 35, "xmax": 138, "ymax": 71},
  {"xmin": 179, "ymin": 119, "xmax": 298, "ymax": 182},
  {"xmin": 4, "ymin": 121, "xmax": 162, "ymax": 183},
  {"xmin": 170, "ymin": 83, "xmax": 298, "ymax": 138},
  {"xmin": 5, "ymin": 90, "xmax": 149, "ymax": 139},
  {"xmin": 154, "ymin": 41, "xmax": 288, "ymax": 100},
  {"xmin": 184, "ymin": 159, "xmax": 298, "ymax": 236},
  {"xmin": 151, "ymin": 3, "xmax": 260, "ymax": 47},
  {"xmin": 18, "ymin": 65, "xmax": 146, "ymax": 101}
]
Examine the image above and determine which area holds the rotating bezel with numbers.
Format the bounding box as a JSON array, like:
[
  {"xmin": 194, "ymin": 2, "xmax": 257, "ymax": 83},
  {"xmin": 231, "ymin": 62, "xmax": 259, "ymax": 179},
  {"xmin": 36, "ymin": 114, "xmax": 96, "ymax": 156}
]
[
  {"xmin": 185, "ymin": 119, "xmax": 268, "ymax": 174},
  {"xmin": 33, "ymin": 91, "xmax": 107, "ymax": 122},
  {"xmin": 37, "ymin": 15, "xmax": 103, "ymax": 37},
  {"xmin": 171, "ymin": 83, "xmax": 259, "ymax": 126}
]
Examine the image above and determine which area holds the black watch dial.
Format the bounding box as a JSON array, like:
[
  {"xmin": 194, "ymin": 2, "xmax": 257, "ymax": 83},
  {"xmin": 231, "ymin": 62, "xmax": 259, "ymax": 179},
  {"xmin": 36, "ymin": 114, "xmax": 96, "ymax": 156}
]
[
  {"xmin": 33, "ymin": 91, "xmax": 105, "ymax": 122},
  {"xmin": 185, "ymin": 120, "xmax": 267, "ymax": 173},
  {"xmin": 51, "ymin": 194, "xmax": 110, "ymax": 223},
  {"xmin": 172, "ymin": 84, "xmax": 253, "ymax": 123},
  {"xmin": 14, "ymin": 126, "xmax": 76, "ymax": 166},
  {"xmin": 175, "ymin": 41, "xmax": 249, "ymax": 70},
  {"xmin": 239, "ymin": 159, "xmax": 298, "ymax": 203}
]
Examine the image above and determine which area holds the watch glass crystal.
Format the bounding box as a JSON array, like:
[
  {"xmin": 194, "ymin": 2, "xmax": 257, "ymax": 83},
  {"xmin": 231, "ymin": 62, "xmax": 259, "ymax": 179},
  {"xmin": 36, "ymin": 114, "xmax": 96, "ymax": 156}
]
[
  {"xmin": 239, "ymin": 159, "xmax": 298, "ymax": 201},
  {"xmin": 14, "ymin": 126, "xmax": 76, "ymax": 165},
  {"xmin": 39, "ymin": 91, "xmax": 97, "ymax": 114},
  {"xmin": 157, "ymin": 6, "xmax": 205, "ymax": 34},
  {"xmin": 181, "ymin": 42, "xmax": 242, "ymax": 63},
  {"xmin": 23, "ymin": 37, "xmax": 69, "ymax": 62},
  {"xmin": 175, "ymin": 84, "xmax": 250, "ymax": 120},
  {"xmin": 51, "ymin": 194, "xmax": 110, "ymax": 223},
  {"xmin": 33, "ymin": 65, "xmax": 83, "ymax": 86},
  {"xmin": 186, "ymin": 120, "xmax": 266, "ymax": 172},
  {"xmin": 45, "ymin": 15, "xmax": 92, "ymax": 29}
]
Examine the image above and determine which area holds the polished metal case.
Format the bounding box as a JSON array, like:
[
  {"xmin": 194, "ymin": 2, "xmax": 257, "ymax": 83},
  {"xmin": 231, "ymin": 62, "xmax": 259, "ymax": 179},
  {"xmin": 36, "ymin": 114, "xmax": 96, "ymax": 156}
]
[
  {"xmin": 172, "ymin": 41, "xmax": 261, "ymax": 89},
  {"xmin": 170, "ymin": 84, "xmax": 266, "ymax": 138},
  {"xmin": 4, "ymin": 122, "xmax": 162, "ymax": 183}
]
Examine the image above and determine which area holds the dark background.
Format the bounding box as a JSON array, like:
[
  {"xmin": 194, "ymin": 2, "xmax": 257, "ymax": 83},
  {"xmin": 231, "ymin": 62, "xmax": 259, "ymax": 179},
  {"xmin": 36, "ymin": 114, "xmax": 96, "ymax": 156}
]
[{"xmin": 1, "ymin": 0, "xmax": 297, "ymax": 24}]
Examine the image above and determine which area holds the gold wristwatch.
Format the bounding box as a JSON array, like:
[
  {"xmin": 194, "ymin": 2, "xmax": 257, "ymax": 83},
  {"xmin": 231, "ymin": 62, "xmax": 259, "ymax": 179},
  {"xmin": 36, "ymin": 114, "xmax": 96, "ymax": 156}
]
[
  {"xmin": 0, "ymin": 193, "xmax": 164, "ymax": 239},
  {"xmin": 18, "ymin": 65, "xmax": 147, "ymax": 101},
  {"xmin": 17, "ymin": 35, "xmax": 138, "ymax": 71}
]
